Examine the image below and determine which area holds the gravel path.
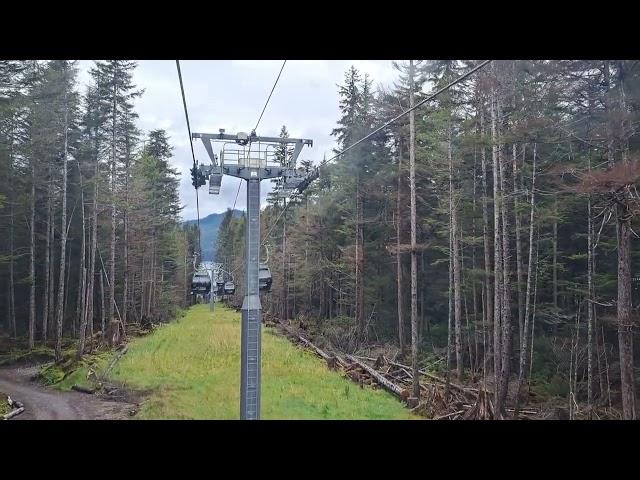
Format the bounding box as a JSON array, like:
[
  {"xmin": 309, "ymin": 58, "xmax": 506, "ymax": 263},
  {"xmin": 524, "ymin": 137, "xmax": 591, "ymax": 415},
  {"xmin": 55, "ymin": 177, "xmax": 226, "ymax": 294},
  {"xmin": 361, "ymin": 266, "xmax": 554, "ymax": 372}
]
[{"xmin": 0, "ymin": 365, "xmax": 136, "ymax": 420}]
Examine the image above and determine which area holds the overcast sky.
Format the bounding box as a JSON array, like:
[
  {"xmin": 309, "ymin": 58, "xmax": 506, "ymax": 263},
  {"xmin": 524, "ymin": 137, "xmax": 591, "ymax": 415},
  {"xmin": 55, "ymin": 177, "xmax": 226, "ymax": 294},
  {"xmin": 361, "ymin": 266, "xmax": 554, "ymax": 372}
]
[{"xmin": 76, "ymin": 60, "xmax": 400, "ymax": 221}]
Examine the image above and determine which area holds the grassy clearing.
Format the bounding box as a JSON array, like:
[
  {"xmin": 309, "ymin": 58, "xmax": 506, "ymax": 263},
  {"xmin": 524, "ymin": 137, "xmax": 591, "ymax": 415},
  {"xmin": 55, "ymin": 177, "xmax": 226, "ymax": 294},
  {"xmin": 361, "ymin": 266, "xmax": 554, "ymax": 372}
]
[{"xmin": 110, "ymin": 304, "xmax": 418, "ymax": 420}]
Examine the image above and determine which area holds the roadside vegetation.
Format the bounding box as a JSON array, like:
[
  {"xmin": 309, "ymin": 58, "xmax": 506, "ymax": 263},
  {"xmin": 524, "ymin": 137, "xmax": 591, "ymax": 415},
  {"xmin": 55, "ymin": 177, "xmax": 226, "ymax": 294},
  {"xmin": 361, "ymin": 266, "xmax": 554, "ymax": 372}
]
[{"xmin": 0, "ymin": 393, "xmax": 10, "ymax": 416}]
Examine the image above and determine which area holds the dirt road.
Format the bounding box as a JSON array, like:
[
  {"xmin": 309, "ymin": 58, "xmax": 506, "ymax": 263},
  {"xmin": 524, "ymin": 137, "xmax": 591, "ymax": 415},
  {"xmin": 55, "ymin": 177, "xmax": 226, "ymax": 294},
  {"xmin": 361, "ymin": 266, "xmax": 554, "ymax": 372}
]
[{"xmin": 0, "ymin": 365, "xmax": 136, "ymax": 420}]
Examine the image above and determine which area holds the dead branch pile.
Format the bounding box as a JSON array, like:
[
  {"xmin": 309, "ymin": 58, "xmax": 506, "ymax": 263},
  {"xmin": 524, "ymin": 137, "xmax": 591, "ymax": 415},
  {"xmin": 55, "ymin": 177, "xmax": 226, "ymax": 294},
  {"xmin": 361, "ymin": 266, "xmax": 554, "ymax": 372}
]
[{"xmin": 267, "ymin": 318, "xmax": 540, "ymax": 420}]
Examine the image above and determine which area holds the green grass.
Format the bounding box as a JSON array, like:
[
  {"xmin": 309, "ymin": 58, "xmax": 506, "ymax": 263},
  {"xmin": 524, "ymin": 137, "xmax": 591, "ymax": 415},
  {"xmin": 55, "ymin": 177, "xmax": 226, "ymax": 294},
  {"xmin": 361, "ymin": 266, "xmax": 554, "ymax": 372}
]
[
  {"xmin": 0, "ymin": 392, "xmax": 10, "ymax": 416},
  {"xmin": 110, "ymin": 304, "xmax": 418, "ymax": 420}
]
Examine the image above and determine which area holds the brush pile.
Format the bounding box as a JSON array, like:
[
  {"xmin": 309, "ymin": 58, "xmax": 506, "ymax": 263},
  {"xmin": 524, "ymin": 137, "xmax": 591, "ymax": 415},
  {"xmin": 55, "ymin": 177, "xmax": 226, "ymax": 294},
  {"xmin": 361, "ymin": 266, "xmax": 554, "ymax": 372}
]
[{"xmin": 269, "ymin": 318, "xmax": 539, "ymax": 420}]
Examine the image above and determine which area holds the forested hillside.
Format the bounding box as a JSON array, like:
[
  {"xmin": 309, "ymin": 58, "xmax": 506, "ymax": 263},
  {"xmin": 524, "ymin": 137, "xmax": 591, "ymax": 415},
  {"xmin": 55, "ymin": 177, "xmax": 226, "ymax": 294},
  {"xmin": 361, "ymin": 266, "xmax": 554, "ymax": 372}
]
[
  {"xmin": 0, "ymin": 60, "xmax": 199, "ymax": 360},
  {"xmin": 219, "ymin": 60, "xmax": 640, "ymax": 419},
  {"xmin": 184, "ymin": 210, "xmax": 242, "ymax": 261}
]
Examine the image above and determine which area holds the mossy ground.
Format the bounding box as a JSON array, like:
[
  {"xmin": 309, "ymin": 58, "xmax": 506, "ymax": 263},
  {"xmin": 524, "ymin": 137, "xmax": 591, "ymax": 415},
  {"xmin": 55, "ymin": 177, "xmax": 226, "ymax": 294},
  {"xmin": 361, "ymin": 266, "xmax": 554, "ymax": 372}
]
[
  {"xmin": 38, "ymin": 350, "xmax": 112, "ymax": 391},
  {"xmin": 0, "ymin": 346, "xmax": 56, "ymax": 367},
  {"xmin": 109, "ymin": 304, "xmax": 418, "ymax": 420}
]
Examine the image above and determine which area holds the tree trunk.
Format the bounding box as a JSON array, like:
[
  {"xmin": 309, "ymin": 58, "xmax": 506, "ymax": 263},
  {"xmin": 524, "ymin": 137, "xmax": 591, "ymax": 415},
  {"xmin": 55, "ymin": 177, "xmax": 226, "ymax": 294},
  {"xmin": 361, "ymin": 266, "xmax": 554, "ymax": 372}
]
[
  {"xmin": 587, "ymin": 165, "xmax": 594, "ymax": 412},
  {"xmin": 75, "ymin": 158, "xmax": 86, "ymax": 339},
  {"xmin": 396, "ymin": 139, "xmax": 405, "ymax": 354},
  {"xmin": 515, "ymin": 143, "xmax": 537, "ymax": 411},
  {"xmin": 448, "ymin": 221, "xmax": 454, "ymax": 372},
  {"xmin": 358, "ymin": 194, "xmax": 365, "ymax": 338},
  {"xmin": 498, "ymin": 132, "xmax": 512, "ymax": 415},
  {"xmin": 183, "ymin": 233, "xmax": 188, "ymax": 307},
  {"xmin": 78, "ymin": 143, "xmax": 99, "ymax": 358},
  {"xmin": 519, "ymin": 143, "xmax": 536, "ymax": 380},
  {"xmin": 480, "ymin": 105, "xmax": 493, "ymax": 372},
  {"xmin": 408, "ymin": 60, "xmax": 419, "ymax": 400},
  {"xmin": 617, "ymin": 205, "xmax": 636, "ymax": 419},
  {"xmin": 282, "ymin": 198, "xmax": 287, "ymax": 321},
  {"xmin": 460, "ymin": 227, "xmax": 475, "ymax": 375},
  {"xmin": 54, "ymin": 67, "xmax": 69, "ymax": 360},
  {"xmin": 140, "ymin": 249, "xmax": 146, "ymax": 321},
  {"xmin": 615, "ymin": 59, "xmax": 635, "ymax": 420},
  {"xmin": 147, "ymin": 231, "xmax": 155, "ymax": 316},
  {"xmin": 618, "ymin": 61, "xmax": 629, "ymax": 164},
  {"xmin": 64, "ymin": 246, "xmax": 71, "ymax": 333},
  {"xmin": 355, "ymin": 182, "xmax": 365, "ymax": 341},
  {"xmin": 513, "ymin": 144, "xmax": 524, "ymax": 341},
  {"xmin": 29, "ymin": 163, "xmax": 36, "ymax": 349},
  {"xmin": 528, "ymin": 232, "xmax": 540, "ymax": 388},
  {"xmin": 123, "ymin": 141, "xmax": 130, "ymax": 332},
  {"xmin": 43, "ymin": 175, "xmax": 52, "ymax": 344},
  {"xmin": 490, "ymin": 69, "xmax": 503, "ymax": 399},
  {"xmin": 109, "ymin": 66, "xmax": 118, "ymax": 328},
  {"xmin": 552, "ymin": 196, "xmax": 558, "ymax": 310},
  {"xmin": 421, "ymin": 251, "xmax": 428, "ymax": 341},
  {"xmin": 471, "ymin": 143, "xmax": 479, "ymax": 375},
  {"xmin": 585, "ymin": 83, "xmax": 596, "ymax": 413},
  {"xmin": 100, "ymin": 270, "xmax": 106, "ymax": 334},
  {"xmin": 8, "ymin": 136, "xmax": 16, "ymax": 339},
  {"xmin": 48, "ymin": 209, "xmax": 56, "ymax": 341},
  {"xmin": 603, "ymin": 61, "xmax": 614, "ymax": 167},
  {"xmin": 449, "ymin": 126, "xmax": 463, "ymax": 381}
]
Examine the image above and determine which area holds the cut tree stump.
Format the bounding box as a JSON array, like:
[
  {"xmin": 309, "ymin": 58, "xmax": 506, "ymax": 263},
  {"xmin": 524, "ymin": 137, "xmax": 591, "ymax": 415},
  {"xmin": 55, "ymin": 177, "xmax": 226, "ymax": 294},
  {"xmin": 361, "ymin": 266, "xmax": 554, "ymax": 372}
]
[
  {"xmin": 407, "ymin": 397, "xmax": 419, "ymax": 408},
  {"xmin": 107, "ymin": 320, "xmax": 122, "ymax": 347}
]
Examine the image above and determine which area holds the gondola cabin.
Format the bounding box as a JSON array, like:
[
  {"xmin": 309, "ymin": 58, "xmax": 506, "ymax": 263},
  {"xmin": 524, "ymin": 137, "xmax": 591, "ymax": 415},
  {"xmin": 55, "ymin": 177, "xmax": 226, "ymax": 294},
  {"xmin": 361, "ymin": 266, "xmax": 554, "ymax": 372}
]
[
  {"xmin": 216, "ymin": 281, "xmax": 225, "ymax": 295},
  {"xmin": 191, "ymin": 271, "xmax": 212, "ymax": 296},
  {"xmin": 259, "ymin": 263, "xmax": 272, "ymax": 292},
  {"xmin": 224, "ymin": 281, "xmax": 236, "ymax": 295}
]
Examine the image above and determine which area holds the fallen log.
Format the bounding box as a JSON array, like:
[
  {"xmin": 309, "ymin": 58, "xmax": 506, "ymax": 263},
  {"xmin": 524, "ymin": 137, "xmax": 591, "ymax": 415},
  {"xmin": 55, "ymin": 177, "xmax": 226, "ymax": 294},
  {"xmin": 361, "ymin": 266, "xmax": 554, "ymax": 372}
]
[
  {"xmin": 295, "ymin": 335, "xmax": 337, "ymax": 370},
  {"xmin": 386, "ymin": 359, "xmax": 479, "ymax": 398},
  {"xmin": 273, "ymin": 321, "xmax": 350, "ymax": 371},
  {"xmin": 400, "ymin": 367, "xmax": 414, "ymax": 379},
  {"xmin": 384, "ymin": 370, "xmax": 408, "ymax": 381},
  {"xmin": 71, "ymin": 384, "xmax": 96, "ymax": 394},
  {"xmin": 2, "ymin": 398, "xmax": 25, "ymax": 420},
  {"xmin": 276, "ymin": 322, "xmax": 340, "ymax": 370},
  {"xmin": 101, "ymin": 345, "xmax": 129, "ymax": 380},
  {"xmin": 345, "ymin": 355, "xmax": 407, "ymax": 399},
  {"xmin": 3, "ymin": 406, "xmax": 24, "ymax": 420},
  {"xmin": 506, "ymin": 408, "xmax": 537, "ymax": 415},
  {"xmin": 353, "ymin": 355, "xmax": 378, "ymax": 363},
  {"xmin": 335, "ymin": 355, "xmax": 351, "ymax": 370}
]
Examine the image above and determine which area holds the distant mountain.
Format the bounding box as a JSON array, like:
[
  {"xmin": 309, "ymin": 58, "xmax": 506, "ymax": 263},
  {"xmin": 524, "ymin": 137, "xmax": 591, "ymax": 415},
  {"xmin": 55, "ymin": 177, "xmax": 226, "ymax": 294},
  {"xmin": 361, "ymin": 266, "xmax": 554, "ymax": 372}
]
[{"xmin": 184, "ymin": 210, "xmax": 243, "ymax": 261}]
